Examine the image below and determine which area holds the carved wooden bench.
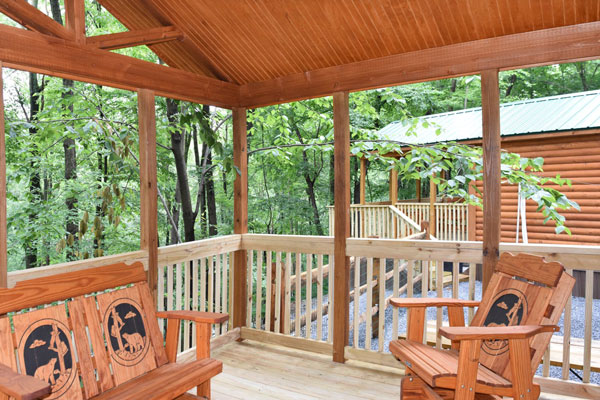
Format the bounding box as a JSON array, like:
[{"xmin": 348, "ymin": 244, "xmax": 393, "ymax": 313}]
[{"xmin": 0, "ymin": 262, "xmax": 227, "ymax": 400}]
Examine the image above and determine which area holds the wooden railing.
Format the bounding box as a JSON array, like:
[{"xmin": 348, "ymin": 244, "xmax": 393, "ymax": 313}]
[
  {"xmin": 241, "ymin": 234, "xmax": 335, "ymax": 345},
  {"xmin": 156, "ymin": 235, "xmax": 241, "ymax": 353},
  {"xmin": 396, "ymin": 202, "xmax": 469, "ymax": 241},
  {"xmin": 5, "ymin": 234, "xmax": 599, "ymax": 397},
  {"xmin": 328, "ymin": 204, "xmax": 424, "ymax": 239}
]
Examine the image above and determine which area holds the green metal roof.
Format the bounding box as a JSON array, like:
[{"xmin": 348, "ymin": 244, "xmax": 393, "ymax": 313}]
[{"xmin": 378, "ymin": 90, "xmax": 600, "ymax": 145}]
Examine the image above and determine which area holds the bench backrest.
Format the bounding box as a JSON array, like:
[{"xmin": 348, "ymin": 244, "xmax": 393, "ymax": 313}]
[
  {"xmin": 470, "ymin": 253, "xmax": 575, "ymax": 381},
  {"xmin": 0, "ymin": 262, "xmax": 168, "ymax": 399}
]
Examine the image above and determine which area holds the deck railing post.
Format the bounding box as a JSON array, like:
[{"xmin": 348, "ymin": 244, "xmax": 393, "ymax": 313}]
[
  {"xmin": 138, "ymin": 89, "xmax": 158, "ymax": 299},
  {"xmin": 0, "ymin": 63, "xmax": 6, "ymax": 288},
  {"xmin": 232, "ymin": 107, "xmax": 248, "ymax": 330},
  {"xmin": 481, "ymin": 70, "xmax": 501, "ymax": 291},
  {"xmin": 333, "ymin": 91, "xmax": 350, "ymax": 363}
]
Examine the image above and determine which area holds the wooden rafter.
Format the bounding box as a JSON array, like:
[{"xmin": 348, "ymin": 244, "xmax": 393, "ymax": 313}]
[
  {"xmin": 0, "ymin": 0, "xmax": 74, "ymax": 40},
  {"xmin": 87, "ymin": 26, "xmax": 183, "ymax": 50},
  {"xmin": 0, "ymin": 62, "xmax": 6, "ymax": 288},
  {"xmin": 64, "ymin": 0, "xmax": 85, "ymax": 43},
  {"xmin": 0, "ymin": 24, "xmax": 239, "ymax": 107},
  {"xmin": 239, "ymin": 22, "xmax": 600, "ymax": 108}
]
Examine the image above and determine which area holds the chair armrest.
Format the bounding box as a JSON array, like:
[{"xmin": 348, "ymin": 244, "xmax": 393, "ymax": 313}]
[
  {"xmin": 0, "ymin": 364, "xmax": 51, "ymax": 400},
  {"xmin": 390, "ymin": 297, "xmax": 480, "ymax": 308},
  {"xmin": 156, "ymin": 310, "xmax": 229, "ymax": 324},
  {"xmin": 439, "ymin": 325, "xmax": 559, "ymax": 341}
]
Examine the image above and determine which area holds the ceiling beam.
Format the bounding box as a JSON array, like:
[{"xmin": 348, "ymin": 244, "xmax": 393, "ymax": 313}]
[
  {"xmin": 87, "ymin": 26, "xmax": 183, "ymax": 50},
  {"xmin": 0, "ymin": 0, "xmax": 74, "ymax": 40},
  {"xmin": 0, "ymin": 24, "xmax": 239, "ymax": 108},
  {"xmin": 240, "ymin": 22, "xmax": 600, "ymax": 108}
]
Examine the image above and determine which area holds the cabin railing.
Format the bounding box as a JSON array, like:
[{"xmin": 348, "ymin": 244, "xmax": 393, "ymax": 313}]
[
  {"xmin": 5, "ymin": 234, "xmax": 599, "ymax": 397},
  {"xmin": 328, "ymin": 204, "xmax": 424, "ymax": 239},
  {"xmin": 395, "ymin": 202, "xmax": 469, "ymax": 241}
]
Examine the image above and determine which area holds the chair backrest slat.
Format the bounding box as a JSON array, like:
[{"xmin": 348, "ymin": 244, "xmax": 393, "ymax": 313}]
[{"xmin": 470, "ymin": 253, "xmax": 574, "ymax": 380}]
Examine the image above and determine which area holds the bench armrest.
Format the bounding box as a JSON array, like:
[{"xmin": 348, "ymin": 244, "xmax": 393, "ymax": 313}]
[
  {"xmin": 439, "ymin": 325, "xmax": 559, "ymax": 341},
  {"xmin": 156, "ymin": 310, "xmax": 229, "ymax": 325},
  {"xmin": 390, "ymin": 297, "xmax": 480, "ymax": 308},
  {"xmin": 0, "ymin": 364, "xmax": 51, "ymax": 400}
]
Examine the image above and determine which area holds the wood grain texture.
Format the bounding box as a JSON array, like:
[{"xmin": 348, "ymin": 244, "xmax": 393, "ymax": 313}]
[
  {"xmin": 390, "ymin": 298, "xmax": 480, "ymax": 308},
  {"xmin": 87, "ymin": 26, "xmax": 182, "ymax": 50},
  {"xmin": 0, "ymin": 0, "xmax": 74, "ymax": 40},
  {"xmin": 0, "ymin": 63, "xmax": 6, "ymax": 288},
  {"xmin": 157, "ymin": 310, "xmax": 229, "ymax": 324},
  {"xmin": 0, "ymin": 364, "xmax": 51, "ymax": 400},
  {"xmin": 440, "ymin": 325, "xmax": 558, "ymax": 341},
  {"xmin": 69, "ymin": 298, "xmax": 99, "ymax": 398},
  {"xmin": 0, "ymin": 24, "xmax": 238, "ymax": 107},
  {"xmin": 136, "ymin": 282, "xmax": 169, "ymax": 366},
  {"xmin": 481, "ymin": 69, "xmax": 501, "ymax": 291},
  {"xmin": 333, "ymin": 91, "xmax": 350, "ymax": 363},
  {"xmin": 64, "ymin": 0, "xmax": 85, "ymax": 43},
  {"xmin": 232, "ymin": 107, "xmax": 248, "ymax": 330},
  {"xmin": 0, "ymin": 262, "xmax": 146, "ymax": 314},
  {"xmin": 138, "ymin": 89, "xmax": 158, "ymax": 299}
]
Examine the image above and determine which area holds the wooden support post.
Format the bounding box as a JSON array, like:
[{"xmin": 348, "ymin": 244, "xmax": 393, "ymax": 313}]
[
  {"xmin": 0, "ymin": 63, "xmax": 6, "ymax": 288},
  {"xmin": 138, "ymin": 89, "xmax": 158, "ymax": 298},
  {"xmin": 429, "ymin": 175, "xmax": 436, "ymax": 237},
  {"xmin": 333, "ymin": 91, "xmax": 350, "ymax": 363},
  {"xmin": 481, "ymin": 70, "xmax": 501, "ymax": 291},
  {"xmin": 389, "ymin": 168, "xmax": 398, "ymax": 205},
  {"xmin": 64, "ymin": 0, "xmax": 85, "ymax": 44},
  {"xmin": 467, "ymin": 184, "xmax": 476, "ymax": 241},
  {"xmin": 359, "ymin": 157, "xmax": 366, "ymax": 205},
  {"xmin": 232, "ymin": 107, "xmax": 248, "ymax": 330}
]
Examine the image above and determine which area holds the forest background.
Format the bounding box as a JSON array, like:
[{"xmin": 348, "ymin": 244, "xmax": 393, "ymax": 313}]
[{"xmin": 2, "ymin": 1, "xmax": 598, "ymax": 271}]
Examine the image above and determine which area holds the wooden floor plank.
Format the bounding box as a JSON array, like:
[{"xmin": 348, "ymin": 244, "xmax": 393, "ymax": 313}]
[{"xmin": 205, "ymin": 340, "xmax": 587, "ymax": 400}]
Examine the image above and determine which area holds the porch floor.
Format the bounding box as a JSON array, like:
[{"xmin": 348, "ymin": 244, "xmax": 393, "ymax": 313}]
[{"xmin": 206, "ymin": 340, "xmax": 582, "ymax": 400}]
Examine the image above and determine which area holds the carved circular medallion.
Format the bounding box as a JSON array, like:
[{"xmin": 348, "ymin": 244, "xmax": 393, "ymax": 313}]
[
  {"xmin": 19, "ymin": 319, "xmax": 77, "ymax": 399},
  {"xmin": 482, "ymin": 288, "xmax": 529, "ymax": 355},
  {"xmin": 104, "ymin": 298, "xmax": 149, "ymax": 366}
]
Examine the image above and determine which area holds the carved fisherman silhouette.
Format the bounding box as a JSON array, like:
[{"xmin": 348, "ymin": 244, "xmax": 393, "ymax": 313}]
[
  {"xmin": 482, "ymin": 288, "xmax": 529, "ymax": 355},
  {"xmin": 20, "ymin": 320, "xmax": 77, "ymax": 399},
  {"xmin": 104, "ymin": 299, "xmax": 149, "ymax": 366}
]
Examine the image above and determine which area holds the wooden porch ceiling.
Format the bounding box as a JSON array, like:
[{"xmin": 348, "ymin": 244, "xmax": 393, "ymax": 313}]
[{"xmin": 0, "ymin": 1, "xmax": 599, "ymax": 107}]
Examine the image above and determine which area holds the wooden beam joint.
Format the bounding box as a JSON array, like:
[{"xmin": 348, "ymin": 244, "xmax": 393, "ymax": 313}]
[
  {"xmin": 86, "ymin": 26, "xmax": 183, "ymax": 51},
  {"xmin": 0, "ymin": 0, "xmax": 74, "ymax": 40}
]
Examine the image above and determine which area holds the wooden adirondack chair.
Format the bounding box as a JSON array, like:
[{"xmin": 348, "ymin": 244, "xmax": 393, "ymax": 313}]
[
  {"xmin": 0, "ymin": 261, "xmax": 227, "ymax": 400},
  {"xmin": 390, "ymin": 252, "xmax": 575, "ymax": 400}
]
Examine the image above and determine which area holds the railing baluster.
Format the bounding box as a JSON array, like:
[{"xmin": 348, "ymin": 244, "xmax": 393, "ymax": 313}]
[
  {"xmin": 561, "ymin": 268, "xmax": 572, "ymax": 380},
  {"xmin": 407, "ymin": 260, "xmax": 414, "ymax": 298},
  {"xmin": 328, "ymin": 253, "xmax": 334, "ymax": 343},
  {"xmin": 184, "ymin": 260, "xmax": 190, "ymax": 349},
  {"xmin": 265, "ymin": 251, "xmax": 272, "ymax": 332},
  {"xmin": 366, "ymin": 257, "xmax": 373, "ymax": 350},
  {"xmin": 452, "ymin": 261, "xmax": 459, "ymax": 299},
  {"xmin": 192, "ymin": 258, "xmax": 198, "ymax": 348},
  {"xmin": 468, "ymin": 262, "xmax": 475, "ymax": 324},
  {"xmin": 247, "ymin": 250, "xmax": 253, "ymax": 327},
  {"xmin": 378, "ymin": 257, "xmax": 385, "ymax": 352},
  {"xmin": 353, "ymin": 256, "xmax": 360, "ymax": 348},
  {"xmin": 392, "ymin": 259, "xmax": 400, "ymax": 342},
  {"xmin": 167, "ymin": 263, "xmax": 174, "ymax": 313},
  {"xmin": 583, "ymin": 269, "xmax": 593, "ymax": 382},
  {"xmin": 317, "ymin": 253, "xmax": 324, "ymax": 341},
  {"xmin": 200, "ymin": 258, "xmax": 207, "ymax": 313},
  {"xmin": 275, "ymin": 251, "xmax": 282, "ymax": 334},
  {"xmin": 436, "ymin": 260, "xmax": 443, "ymax": 349},
  {"xmin": 255, "ymin": 251, "xmax": 263, "ymax": 329},
  {"xmin": 306, "ymin": 254, "xmax": 312, "ymax": 339},
  {"xmin": 284, "ymin": 252, "xmax": 292, "ymax": 335},
  {"xmin": 158, "ymin": 264, "xmax": 165, "ymax": 334},
  {"xmin": 295, "ymin": 253, "xmax": 302, "ymax": 337}
]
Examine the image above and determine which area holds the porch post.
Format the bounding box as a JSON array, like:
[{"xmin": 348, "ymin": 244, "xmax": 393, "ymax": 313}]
[
  {"xmin": 232, "ymin": 107, "xmax": 248, "ymax": 329},
  {"xmin": 481, "ymin": 70, "xmax": 501, "ymax": 291},
  {"xmin": 0, "ymin": 63, "xmax": 6, "ymax": 288},
  {"xmin": 389, "ymin": 168, "xmax": 398, "ymax": 205},
  {"xmin": 429, "ymin": 175, "xmax": 436, "ymax": 237},
  {"xmin": 359, "ymin": 157, "xmax": 366, "ymax": 205},
  {"xmin": 138, "ymin": 89, "xmax": 158, "ymax": 298},
  {"xmin": 64, "ymin": 0, "xmax": 85, "ymax": 43},
  {"xmin": 333, "ymin": 91, "xmax": 350, "ymax": 363}
]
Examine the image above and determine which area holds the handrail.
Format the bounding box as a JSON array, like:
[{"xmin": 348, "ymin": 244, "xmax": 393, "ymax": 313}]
[{"xmin": 388, "ymin": 205, "xmax": 422, "ymax": 232}]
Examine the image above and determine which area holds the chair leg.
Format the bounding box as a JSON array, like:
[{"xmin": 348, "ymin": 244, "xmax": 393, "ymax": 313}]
[
  {"xmin": 401, "ymin": 376, "xmax": 443, "ymax": 400},
  {"xmin": 454, "ymin": 339, "xmax": 481, "ymax": 400},
  {"xmin": 509, "ymin": 338, "xmax": 537, "ymax": 400}
]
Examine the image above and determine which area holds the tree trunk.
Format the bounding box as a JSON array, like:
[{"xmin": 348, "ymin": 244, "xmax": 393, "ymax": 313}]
[
  {"xmin": 25, "ymin": 72, "xmax": 42, "ymax": 269},
  {"xmin": 50, "ymin": 0, "xmax": 79, "ymax": 260},
  {"xmin": 167, "ymin": 98, "xmax": 195, "ymax": 242},
  {"xmin": 352, "ymin": 157, "xmax": 360, "ymax": 204},
  {"xmin": 205, "ymin": 150, "xmax": 218, "ymax": 237},
  {"xmin": 504, "ymin": 74, "xmax": 517, "ymax": 97},
  {"xmin": 576, "ymin": 62, "xmax": 589, "ymax": 91}
]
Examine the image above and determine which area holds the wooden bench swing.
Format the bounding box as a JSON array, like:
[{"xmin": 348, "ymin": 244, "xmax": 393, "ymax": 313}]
[
  {"xmin": 390, "ymin": 252, "xmax": 575, "ymax": 400},
  {"xmin": 0, "ymin": 261, "xmax": 227, "ymax": 400}
]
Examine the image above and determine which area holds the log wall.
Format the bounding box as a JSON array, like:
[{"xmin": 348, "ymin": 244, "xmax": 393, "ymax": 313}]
[{"xmin": 474, "ymin": 131, "xmax": 600, "ymax": 246}]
